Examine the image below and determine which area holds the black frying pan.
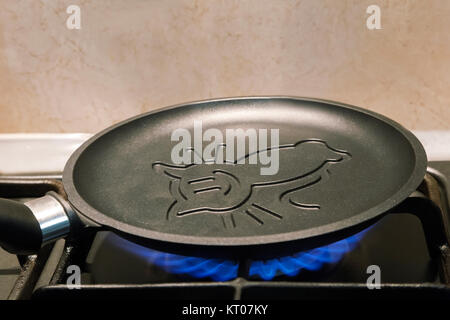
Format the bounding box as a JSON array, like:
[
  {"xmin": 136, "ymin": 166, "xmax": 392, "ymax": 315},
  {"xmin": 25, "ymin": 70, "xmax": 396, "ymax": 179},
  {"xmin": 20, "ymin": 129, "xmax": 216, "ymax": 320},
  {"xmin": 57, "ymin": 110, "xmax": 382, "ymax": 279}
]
[{"xmin": 0, "ymin": 97, "xmax": 427, "ymax": 259}]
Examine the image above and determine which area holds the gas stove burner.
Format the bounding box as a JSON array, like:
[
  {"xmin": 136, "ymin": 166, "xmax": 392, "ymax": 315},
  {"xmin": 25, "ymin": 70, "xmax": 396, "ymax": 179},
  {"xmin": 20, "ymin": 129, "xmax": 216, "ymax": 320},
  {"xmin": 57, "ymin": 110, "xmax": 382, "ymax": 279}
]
[
  {"xmin": 249, "ymin": 229, "xmax": 368, "ymax": 280},
  {"xmin": 112, "ymin": 237, "xmax": 239, "ymax": 281},
  {"xmin": 112, "ymin": 228, "xmax": 369, "ymax": 281}
]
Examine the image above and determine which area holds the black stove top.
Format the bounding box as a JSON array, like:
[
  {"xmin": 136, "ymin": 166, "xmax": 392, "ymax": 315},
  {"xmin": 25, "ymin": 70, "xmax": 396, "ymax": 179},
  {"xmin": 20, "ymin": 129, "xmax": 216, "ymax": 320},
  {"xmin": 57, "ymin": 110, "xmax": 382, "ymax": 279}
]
[{"xmin": 1, "ymin": 162, "xmax": 449, "ymax": 300}]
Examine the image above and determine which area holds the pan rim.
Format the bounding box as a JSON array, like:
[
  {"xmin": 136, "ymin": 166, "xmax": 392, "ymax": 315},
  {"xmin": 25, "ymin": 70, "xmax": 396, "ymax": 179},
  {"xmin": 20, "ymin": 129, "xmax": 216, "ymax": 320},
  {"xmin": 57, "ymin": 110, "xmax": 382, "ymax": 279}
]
[{"xmin": 62, "ymin": 96, "xmax": 427, "ymax": 247}]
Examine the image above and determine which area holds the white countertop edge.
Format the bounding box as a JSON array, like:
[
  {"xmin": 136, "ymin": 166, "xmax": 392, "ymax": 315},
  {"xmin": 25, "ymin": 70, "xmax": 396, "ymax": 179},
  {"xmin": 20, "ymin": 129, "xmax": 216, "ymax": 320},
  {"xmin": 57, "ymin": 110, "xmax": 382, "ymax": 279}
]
[
  {"xmin": 413, "ymin": 130, "xmax": 450, "ymax": 161},
  {"xmin": 0, "ymin": 133, "xmax": 92, "ymax": 140}
]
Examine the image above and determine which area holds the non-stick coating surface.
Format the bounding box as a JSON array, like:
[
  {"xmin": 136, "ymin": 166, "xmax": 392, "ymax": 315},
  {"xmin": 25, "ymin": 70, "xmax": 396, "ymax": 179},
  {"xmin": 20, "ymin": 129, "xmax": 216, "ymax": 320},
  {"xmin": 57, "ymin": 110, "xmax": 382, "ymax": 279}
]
[{"xmin": 63, "ymin": 97, "xmax": 426, "ymax": 256}]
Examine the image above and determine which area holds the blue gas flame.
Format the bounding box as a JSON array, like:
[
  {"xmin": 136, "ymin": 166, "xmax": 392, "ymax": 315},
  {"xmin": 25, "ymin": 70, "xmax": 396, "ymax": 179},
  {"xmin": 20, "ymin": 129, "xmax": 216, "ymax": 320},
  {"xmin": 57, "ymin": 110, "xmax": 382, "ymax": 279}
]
[
  {"xmin": 113, "ymin": 239, "xmax": 239, "ymax": 281},
  {"xmin": 144, "ymin": 251, "xmax": 239, "ymax": 281},
  {"xmin": 115, "ymin": 229, "xmax": 368, "ymax": 281},
  {"xmin": 249, "ymin": 229, "xmax": 368, "ymax": 280}
]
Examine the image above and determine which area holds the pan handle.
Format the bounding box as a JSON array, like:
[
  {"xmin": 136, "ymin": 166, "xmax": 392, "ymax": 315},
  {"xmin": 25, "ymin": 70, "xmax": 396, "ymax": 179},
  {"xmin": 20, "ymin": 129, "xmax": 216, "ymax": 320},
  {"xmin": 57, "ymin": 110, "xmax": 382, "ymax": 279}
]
[{"xmin": 0, "ymin": 193, "xmax": 71, "ymax": 255}]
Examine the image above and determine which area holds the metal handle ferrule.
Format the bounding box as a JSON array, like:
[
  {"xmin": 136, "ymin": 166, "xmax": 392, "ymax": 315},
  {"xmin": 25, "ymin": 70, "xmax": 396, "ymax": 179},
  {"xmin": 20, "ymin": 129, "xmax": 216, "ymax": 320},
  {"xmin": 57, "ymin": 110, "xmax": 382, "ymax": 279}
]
[{"xmin": 24, "ymin": 195, "xmax": 70, "ymax": 245}]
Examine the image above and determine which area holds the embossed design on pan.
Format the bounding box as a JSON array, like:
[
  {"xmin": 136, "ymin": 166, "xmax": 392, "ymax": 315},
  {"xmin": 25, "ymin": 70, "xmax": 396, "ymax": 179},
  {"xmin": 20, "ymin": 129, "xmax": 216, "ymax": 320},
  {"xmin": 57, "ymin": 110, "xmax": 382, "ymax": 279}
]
[{"xmin": 153, "ymin": 139, "xmax": 351, "ymax": 228}]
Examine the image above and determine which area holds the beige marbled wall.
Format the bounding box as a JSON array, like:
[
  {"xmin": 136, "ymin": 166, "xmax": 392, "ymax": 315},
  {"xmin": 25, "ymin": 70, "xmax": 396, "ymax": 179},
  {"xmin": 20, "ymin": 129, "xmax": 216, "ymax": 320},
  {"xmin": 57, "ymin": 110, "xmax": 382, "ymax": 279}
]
[{"xmin": 0, "ymin": 0, "xmax": 449, "ymax": 132}]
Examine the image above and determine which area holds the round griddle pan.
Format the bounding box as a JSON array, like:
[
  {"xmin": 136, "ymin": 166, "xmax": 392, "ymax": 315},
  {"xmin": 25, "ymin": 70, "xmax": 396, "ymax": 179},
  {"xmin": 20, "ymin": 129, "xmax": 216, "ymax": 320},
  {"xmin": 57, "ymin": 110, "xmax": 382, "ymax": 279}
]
[{"xmin": 0, "ymin": 97, "xmax": 427, "ymax": 259}]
